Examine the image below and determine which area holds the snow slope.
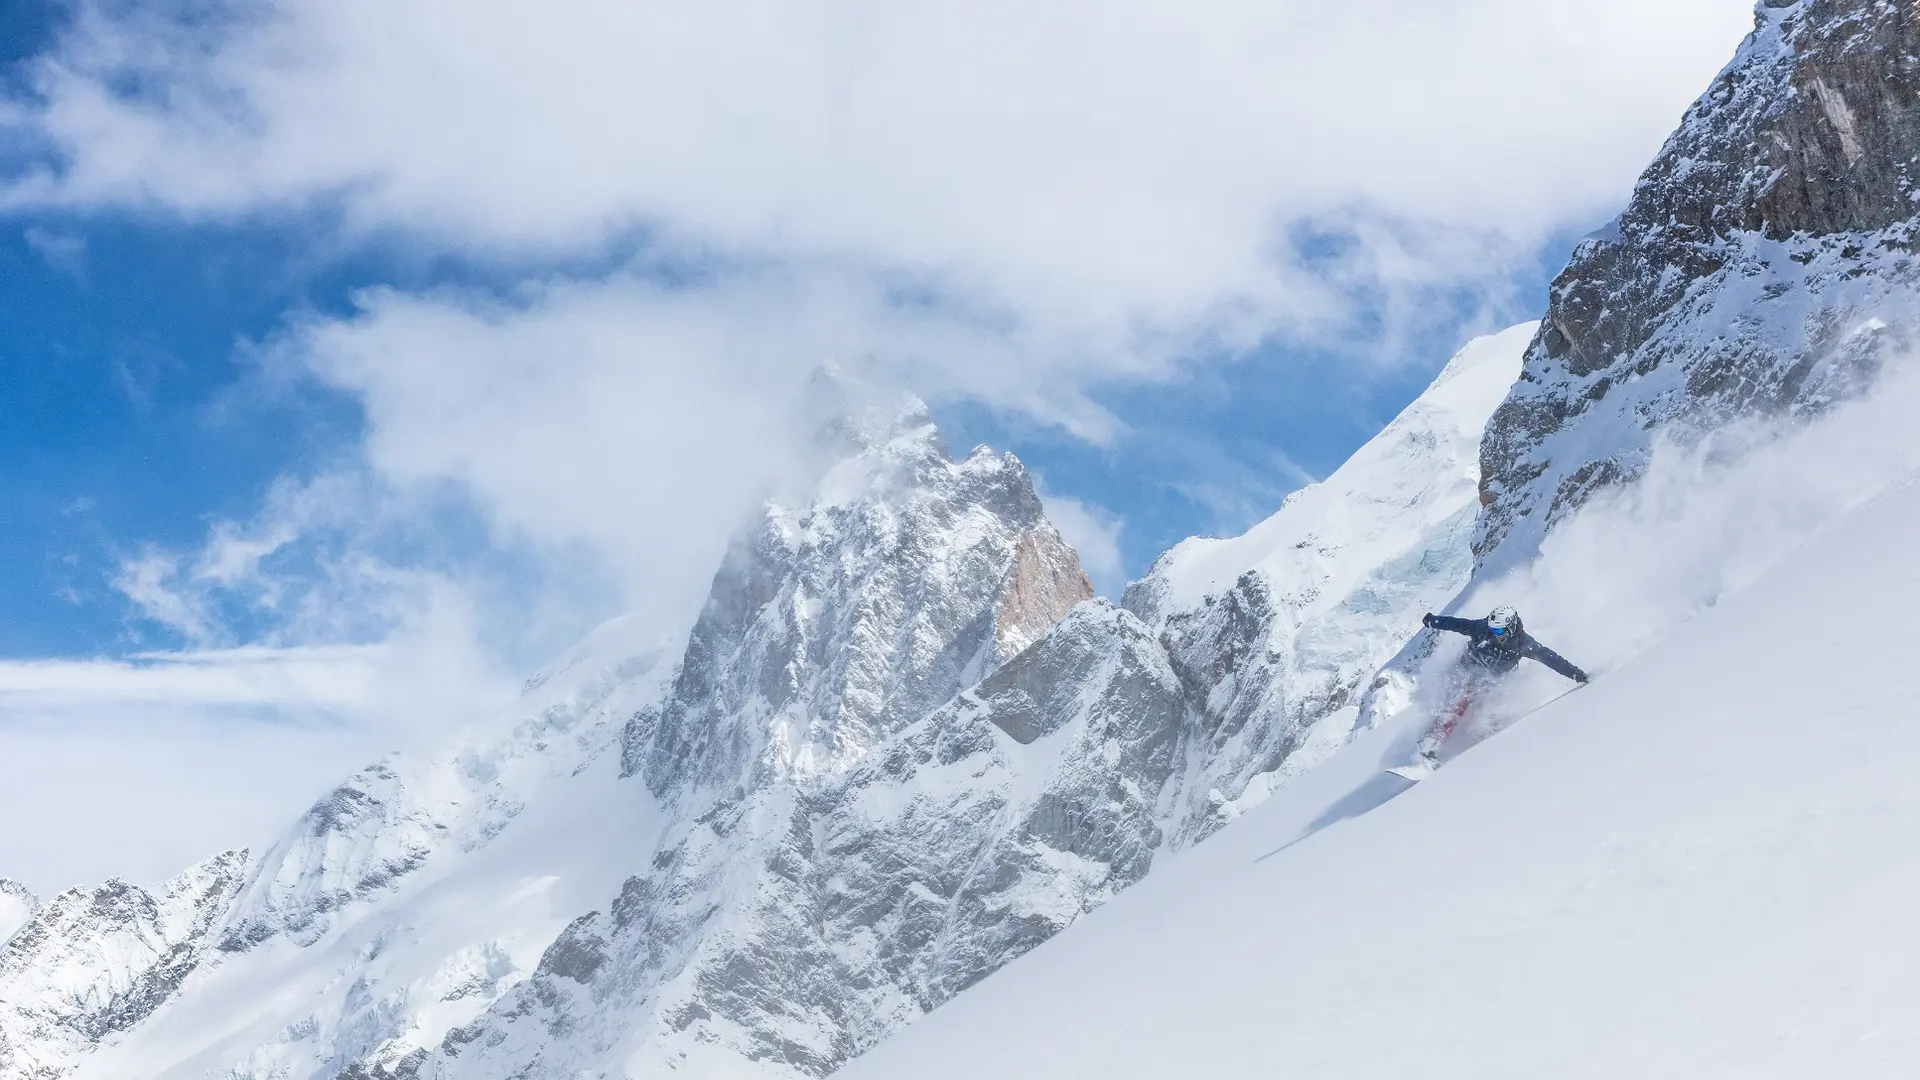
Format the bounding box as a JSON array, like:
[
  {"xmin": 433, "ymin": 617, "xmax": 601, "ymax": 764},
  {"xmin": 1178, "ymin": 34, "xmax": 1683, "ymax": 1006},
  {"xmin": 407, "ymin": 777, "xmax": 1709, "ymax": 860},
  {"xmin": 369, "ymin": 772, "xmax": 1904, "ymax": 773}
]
[
  {"xmin": 1139, "ymin": 324, "xmax": 1531, "ymax": 614},
  {"xmin": 1122, "ymin": 323, "xmax": 1529, "ymax": 841},
  {"xmin": 67, "ymin": 619, "xmax": 675, "ymax": 1080},
  {"xmin": 840, "ymin": 472, "xmax": 1920, "ymax": 1078}
]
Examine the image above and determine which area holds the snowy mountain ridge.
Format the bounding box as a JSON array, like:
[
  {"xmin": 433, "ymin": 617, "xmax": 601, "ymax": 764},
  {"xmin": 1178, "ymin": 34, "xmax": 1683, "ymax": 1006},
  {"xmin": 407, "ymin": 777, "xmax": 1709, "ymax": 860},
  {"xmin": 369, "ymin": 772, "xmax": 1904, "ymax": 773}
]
[
  {"xmin": 11, "ymin": 2, "xmax": 1908, "ymax": 1073},
  {"xmin": 0, "ymin": 853, "xmax": 247, "ymax": 1080},
  {"xmin": 836, "ymin": 3, "xmax": 1920, "ymax": 1075},
  {"xmin": 1124, "ymin": 324, "xmax": 1531, "ymax": 840},
  {"xmin": 0, "ymin": 329, "xmax": 1522, "ymax": 1080}
]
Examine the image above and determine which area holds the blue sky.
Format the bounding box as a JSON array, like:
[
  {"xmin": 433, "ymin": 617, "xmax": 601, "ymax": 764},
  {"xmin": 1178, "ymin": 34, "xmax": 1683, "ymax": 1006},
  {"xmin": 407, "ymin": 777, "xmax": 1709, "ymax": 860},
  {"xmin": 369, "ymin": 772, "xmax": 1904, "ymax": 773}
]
[
  {"xmin": 0, "ymin": 210, "xmax": 1579, "ymax": 659},
  {"xmin": 0, "ymin": 0, "xmax": 1757, "ymax": 890}
]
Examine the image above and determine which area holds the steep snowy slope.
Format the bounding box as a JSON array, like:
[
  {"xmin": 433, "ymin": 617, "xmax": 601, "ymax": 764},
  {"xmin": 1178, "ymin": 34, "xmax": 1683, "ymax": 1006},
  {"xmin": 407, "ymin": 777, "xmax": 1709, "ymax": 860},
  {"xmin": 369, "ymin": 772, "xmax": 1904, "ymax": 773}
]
[
  {"xmin": 68, "ymin": 619, "xmax": 677, "ymax": 1080},
  {"xmin": 1125, "ymin": 324, "xmax": 1529, "ymax": 841},
  {"xmin": 839, "ymin": 456, "xmax": 1920, "ymax": 1080},
  {"xmin": 1479, "ymin": 0, "xmax": 1920, "ymax": 573},
  {"xmin": 11, "ymin": 339, "xmax": 1525, "ymax": 1080}
]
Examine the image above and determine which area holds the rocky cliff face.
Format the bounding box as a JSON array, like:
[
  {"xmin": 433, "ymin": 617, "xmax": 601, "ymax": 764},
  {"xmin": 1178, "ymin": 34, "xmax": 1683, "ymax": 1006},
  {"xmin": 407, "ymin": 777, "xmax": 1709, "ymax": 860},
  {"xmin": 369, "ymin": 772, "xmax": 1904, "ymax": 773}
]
[
  {"xmin": 416, "ymin": 394, "xmax": 1096, "ymax": 1078},
  {"xmin": 1478, "ymin": 0, "xmax": 1920, "ymax": 571}
]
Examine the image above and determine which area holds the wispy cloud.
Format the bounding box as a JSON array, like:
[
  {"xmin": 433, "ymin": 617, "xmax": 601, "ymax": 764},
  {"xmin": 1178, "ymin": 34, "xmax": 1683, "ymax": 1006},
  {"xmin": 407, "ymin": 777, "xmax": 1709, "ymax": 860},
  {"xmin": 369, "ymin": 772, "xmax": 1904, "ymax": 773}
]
[
  {"xmin": 0, "ymin": 645, "xmax": 379, "ymax": 719},
  {"xmin": 1035, "ymin": 482, "xmax": 1126, "ymax": 596},
  {"xmin": 22, "ymin": 226, "xmax": 84, "ymax": 279},
  {"xmin": 0, "ymin": 644, "xmax": 389, "ymax": 892}
]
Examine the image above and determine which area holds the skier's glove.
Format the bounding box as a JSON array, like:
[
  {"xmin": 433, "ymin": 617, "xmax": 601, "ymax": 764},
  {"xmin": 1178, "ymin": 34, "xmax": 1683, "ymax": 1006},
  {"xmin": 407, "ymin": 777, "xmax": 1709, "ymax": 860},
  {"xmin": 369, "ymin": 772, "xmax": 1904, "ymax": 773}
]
[
  {"xmin": 1575, "ymin": 673, "xmax": 1590, "ymax": 684},
  {"xmin": 1421, "ymin": 612, "xmax": 1436, "ymax": 628}
]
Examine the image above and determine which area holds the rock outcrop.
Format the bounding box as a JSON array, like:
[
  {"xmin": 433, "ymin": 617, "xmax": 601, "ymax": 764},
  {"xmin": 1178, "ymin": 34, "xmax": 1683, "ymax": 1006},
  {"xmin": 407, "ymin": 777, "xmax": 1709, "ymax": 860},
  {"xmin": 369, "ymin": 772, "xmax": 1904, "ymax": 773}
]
[{"xmin": 1478, "ymin": 0, "xmax": 1920, "ymax": 570}]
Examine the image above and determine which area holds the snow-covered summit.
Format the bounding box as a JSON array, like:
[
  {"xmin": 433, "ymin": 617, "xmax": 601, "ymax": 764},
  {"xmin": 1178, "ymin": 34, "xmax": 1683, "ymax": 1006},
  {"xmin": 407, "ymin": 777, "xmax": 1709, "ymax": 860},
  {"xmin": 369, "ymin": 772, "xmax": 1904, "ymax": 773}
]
[
  {"xmin": 623, "ymin": 384, "xmax": 1091, "ymax": 794},
  {"xmin": 27, "ymin": 382, "xmax": 1100, "ymax": 1080}
]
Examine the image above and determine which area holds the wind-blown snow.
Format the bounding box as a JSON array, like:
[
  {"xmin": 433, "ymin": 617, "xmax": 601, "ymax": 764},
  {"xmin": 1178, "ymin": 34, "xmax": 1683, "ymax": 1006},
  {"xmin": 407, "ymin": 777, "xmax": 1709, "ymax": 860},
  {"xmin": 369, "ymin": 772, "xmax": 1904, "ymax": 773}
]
[{"xmin": 838, "ymin": 442, "xmax": 1920, "ymax": 1080}]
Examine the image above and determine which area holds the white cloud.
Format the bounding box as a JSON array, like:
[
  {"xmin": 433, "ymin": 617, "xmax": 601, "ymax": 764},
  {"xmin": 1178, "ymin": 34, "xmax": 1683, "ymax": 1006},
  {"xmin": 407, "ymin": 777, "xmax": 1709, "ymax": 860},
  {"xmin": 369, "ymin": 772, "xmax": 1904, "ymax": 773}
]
[
  {"xmin": 0, "ymin": 646, "xmax": 381, "ymax": 893},
  {"xmin": 0, "ymin": 0, "xmax": 1764, "ymax": 884},
  {"xmin": 0, "ymin": 646, "xmax": 380, "ymax": 717},
  {"xmin": 113, "ymin": 550, "xmax": 220, "ymax": 645},
  {"xmin": 0, "ymin": 622, "xmax": 520, "ymax": 891},
  {"xmin": 1036, "ymin": 483, "xmax": 1126, "ymax": 596},
  {"xmin": 3, "ymin": 0, "xmax": 1762, "ymax": 560},
  {"xmin": 5, "ymin": 0, "xmax": 1754, "ymax": 369},
  {"xmin": 22, "ymin": 225, "xmax": 84, "ymax": 278},
  {"xmin": 0, "ymin": 715, "xmax": 382, "ymax": 894}
]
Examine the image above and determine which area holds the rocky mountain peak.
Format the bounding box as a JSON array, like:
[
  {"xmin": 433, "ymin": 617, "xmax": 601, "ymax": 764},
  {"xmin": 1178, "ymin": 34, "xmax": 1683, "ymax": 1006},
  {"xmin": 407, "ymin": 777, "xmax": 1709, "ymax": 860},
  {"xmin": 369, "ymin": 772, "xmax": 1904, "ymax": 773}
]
[
  {"xmin": 1477, "ymin": 0, "xmax": 1920, "ymax": 569},
  {"xmin": 801, "ymin": 367, "xmax": 944, "ymax": 462},
  {"xmin": 623, "ymin": 390, "xmax": 1092, "ymax": 798}
]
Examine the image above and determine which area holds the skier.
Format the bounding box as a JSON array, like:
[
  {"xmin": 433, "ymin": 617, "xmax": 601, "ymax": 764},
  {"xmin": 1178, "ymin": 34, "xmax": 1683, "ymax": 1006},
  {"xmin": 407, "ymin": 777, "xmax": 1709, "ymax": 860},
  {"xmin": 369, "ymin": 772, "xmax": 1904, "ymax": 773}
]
[{"xmin": 1414, "ymin": 605, "xmax": 1587, "ymax": 764}]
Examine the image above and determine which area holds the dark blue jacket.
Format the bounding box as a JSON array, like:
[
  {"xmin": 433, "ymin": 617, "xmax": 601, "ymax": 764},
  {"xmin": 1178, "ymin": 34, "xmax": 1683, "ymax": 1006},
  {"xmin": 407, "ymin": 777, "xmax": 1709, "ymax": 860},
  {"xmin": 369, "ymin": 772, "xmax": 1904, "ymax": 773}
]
[{"xmin": 1424, "ymin": 615, "xmax": 1588, "ymax": 683}]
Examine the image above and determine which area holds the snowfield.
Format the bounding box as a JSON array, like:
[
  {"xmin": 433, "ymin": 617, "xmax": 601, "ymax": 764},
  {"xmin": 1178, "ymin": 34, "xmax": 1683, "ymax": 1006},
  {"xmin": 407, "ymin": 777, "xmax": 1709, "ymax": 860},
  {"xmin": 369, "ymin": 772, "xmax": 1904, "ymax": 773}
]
[{"xmin": 840, "ymin": 471, "xmax": 1920, "ymax": 1079}]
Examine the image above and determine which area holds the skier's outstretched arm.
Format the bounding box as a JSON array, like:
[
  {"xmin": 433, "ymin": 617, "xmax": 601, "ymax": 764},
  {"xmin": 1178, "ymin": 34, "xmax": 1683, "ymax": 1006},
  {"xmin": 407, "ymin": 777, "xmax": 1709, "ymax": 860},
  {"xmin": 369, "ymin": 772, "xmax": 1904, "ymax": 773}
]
[
  {"xmin": 1523, "ymin": 639, "xmax": 1589, "ymax": 683},
  {"xmin": 1422, "ymin": 613, "xmax": 1481, "ymax": 637}
]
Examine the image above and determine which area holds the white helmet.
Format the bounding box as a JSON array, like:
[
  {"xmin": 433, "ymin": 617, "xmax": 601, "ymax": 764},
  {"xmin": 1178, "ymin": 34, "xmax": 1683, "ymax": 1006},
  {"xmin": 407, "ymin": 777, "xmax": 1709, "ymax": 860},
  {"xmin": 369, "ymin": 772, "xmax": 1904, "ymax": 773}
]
[{"xmin": 1487, "ymin": 605, "xmax": 1521, "ymax": 636}]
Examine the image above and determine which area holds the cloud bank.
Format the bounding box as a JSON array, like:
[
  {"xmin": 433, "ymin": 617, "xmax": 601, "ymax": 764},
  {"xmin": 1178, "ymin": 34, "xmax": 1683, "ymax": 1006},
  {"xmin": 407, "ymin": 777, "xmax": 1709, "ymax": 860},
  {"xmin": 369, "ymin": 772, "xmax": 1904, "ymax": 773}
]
[
  {"xmin": 6, "ymin": 0, "xmax": 1756, "ymax": 397},
  {"xmin": 0, "ymin": 0, "xmax": 1760, "ymax": 885}
]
